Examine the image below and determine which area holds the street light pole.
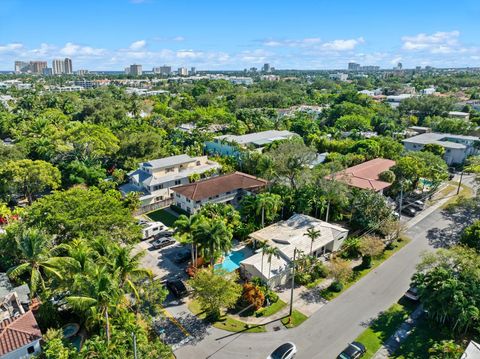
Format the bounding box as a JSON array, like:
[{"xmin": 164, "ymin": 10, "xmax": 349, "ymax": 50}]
[
  {"xmin": 289, "ymin": 248, "xmax": 297, "ymax": 319},
  {"xmin": 457, "ymin": 171, "xmax": 464, "ymax": 195}
]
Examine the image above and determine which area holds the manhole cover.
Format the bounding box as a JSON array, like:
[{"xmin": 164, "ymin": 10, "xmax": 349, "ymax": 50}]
[{"xmin": 273, "ymin": 326, "xmax": 281, "ymax": 331}]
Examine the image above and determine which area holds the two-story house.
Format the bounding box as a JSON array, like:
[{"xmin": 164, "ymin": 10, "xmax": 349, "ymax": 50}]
[
  {"xmin": 171, "ymin": 172, "xmax": 268, "ymax": 214},
  {"xmin": 120, "ymin": 154, "xmax": 221, "ymax": 212}
]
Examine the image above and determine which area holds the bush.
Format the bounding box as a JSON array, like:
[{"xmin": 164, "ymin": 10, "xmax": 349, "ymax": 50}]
[
  {"xmin": 340, "ymin": 237, "xmax": 361, "ymax": 259},
  {"xmin": 242, "ymin": 282, "xmax": 265, "ymax": 310},
  {"xmin": 329, "ymin": 281, "xmax": 343, "ymax": 292}
]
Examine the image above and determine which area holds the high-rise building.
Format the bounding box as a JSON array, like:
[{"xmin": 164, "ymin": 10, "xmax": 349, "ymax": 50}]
[
  {"xmin": 124, "ymin": 67, "xmax": 131, "ymax": 75},
  {"xmin": 153, "ymin": 65, "xmax": 172, "ymax": 75},
  {"xmin": 76, "ymin": 69, "xmax": 89, "ymax": 76},
  {"xmin": 190, "ymin": 67, "xmax": 196, "ymax": 75},
  {"xmin": 262, "ymin": 63, "xmax": 271, "ymax": 72},
  {"xmin": 43, "ymin": 67, "xmax": 53, "ymax": 76},
  {"xmin": 14, "ymin": 61, "xmax": 30, "ymax": 73},
  {"xmin": 348, "ymin": 62, "xmax": 361, "ymax": 71},
  {"xmin": 64, "ymin": 58, "xmax": 73, "ymax": 74},
  {"xmin": 129, "ymin": 64, "xmax": 142, "ymax": 76},
  {"xmin": 52, "ymin": 59, "xmax": 65, "ymax": 75},
  {"xmin": 178, "ymin": 67, "xmax": 188, "ymax": 76},
  {"xmin": 30, "ymin": 61, "xmax": 47, "ymax": 74}
]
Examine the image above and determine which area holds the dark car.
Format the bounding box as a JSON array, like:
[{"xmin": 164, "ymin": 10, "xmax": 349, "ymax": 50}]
[
  {"xmin": 401, "ymin": 206, "xmax": 417, "ymax": 217},
  {"xmin": 151, "ymin": 237, "xmax": 174, "ymax": 250},
  {"xmin": 337, "ymin": 342, "xmax": 366, "ymax": 359},
  {"xmin": 155, "ymin": 230, "xmax": 175, "ymax": 238},
  {"xmin": 408, "ymin": 200, "xmax": 424, "ymax": 211},
  {"xmin": 166, "ymin": 279, "xmax": 188, "ymax": 298},
  {"xmin": 174, "ymin": 250, "xmax": 191, "ymax": 264},
  {"xmin": 267, "ymin": 342, "xmax": 297, "ymax": 359},
  {"xmin": 404, "ymin": 287, "xmax": 420, "ymax": 301}
]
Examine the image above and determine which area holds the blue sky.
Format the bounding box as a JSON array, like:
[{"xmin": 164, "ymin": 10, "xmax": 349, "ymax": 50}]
[{"xmin": 1, "ymin": 0, "xmax": 480, "ymax": 71}]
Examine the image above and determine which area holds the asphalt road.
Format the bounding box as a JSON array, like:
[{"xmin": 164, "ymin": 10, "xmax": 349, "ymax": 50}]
[{"xmin": 174, "ymin": 194, "xmax": 457, "ymax": 359}]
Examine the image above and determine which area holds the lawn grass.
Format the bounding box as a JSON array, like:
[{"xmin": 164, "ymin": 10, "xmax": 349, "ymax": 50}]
[
  {"xmin": 354, "ymin": 299, "xmax": 418, "ymax": 359},
  {"xmin": 146, "ymin": 208, "xmax": 178, "ymax": 227},
  {"xmin": 440, "ymin": 183, "xmax": 475, "ymax": 209},
  {"xmin": 392, "ymin": 317, "xmax": 459, "ymax": 358},
  {"xmin": 255, "ymin": 299, "xmax": 287, "ymax": 317},
  {"xmin": 188, "ymin": 300, "xmax": 266, "ymax": 333},
  {"xmin": 281, "ymin": 310, "xmax": 308, "ymax": 328},
  {"xmin": 321, "ymin": 237, "xmax": 411, "ymax": 301}
]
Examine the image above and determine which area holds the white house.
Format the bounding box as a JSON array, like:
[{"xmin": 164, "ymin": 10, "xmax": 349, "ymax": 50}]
[
  {"xmin": 172, "ymin": 172, "xmax": 268, "ymax": 214},
  {"xmin": 402, "ymin": 132, "xmax": 479, "ymax": 165},
  {"xmin": 119, "ymin": 154, "xmax": 221, "ymax": 211},
  {"xmin": 461, "ymin": 341, "xmax": 480, "ymax": 359},
  {"xmin": 240, "ymin": 214, "xmax": 349, "ymax": 287},
  {"xmin": 0, "ymin": 311, "xmax": 42, "ymax": 359},
  {"xmin": 448, "ymin": 111, "xmax": 470, "ymax": 120},
  {"xmin": 205, "ymin": 130, "xmax": 297, "ymax": 156}
]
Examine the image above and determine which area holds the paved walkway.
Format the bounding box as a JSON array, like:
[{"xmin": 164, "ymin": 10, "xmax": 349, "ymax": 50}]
[{"xmin": 372, "ymin": 306, "xmax": 424, "ymax": 359}]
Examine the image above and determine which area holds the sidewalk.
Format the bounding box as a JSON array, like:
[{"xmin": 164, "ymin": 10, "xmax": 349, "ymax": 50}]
[{"xmin": 371, "ymin": 306, "xmax": 424, "ymax": 359}]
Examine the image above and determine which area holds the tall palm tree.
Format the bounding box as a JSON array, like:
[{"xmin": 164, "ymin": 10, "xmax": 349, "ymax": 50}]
[
  {"xmin": 255, "ymin": 193, "xmax": 282, "ymax": 228},
  {"xmin": 7, "ymin": 229, "xmax": 65, "ymax": 297},
  {"xmin": 266, "ymin": 246, "xmax": 281, "ymax": 282},
  {"xmin": 109, "ymin": 245, "xmax": 152, "ymax": 300},
  {"xmin": 194, "ymin": 218, "xmax": 233, "ymax": 268},
  {"xmin": 174, "ymin": 214, "xmax": 201, "ymax": 266},
  {"xmin": 304, "ymin": 227, "xmax": 321, "ymax": 256},
  {"xmin": 260, "ymin": 242, "xmax": 269, "ymax": 279},
  {"xmin": 66, "ymin": 265, "xmax": 121, "ymax": 343}
]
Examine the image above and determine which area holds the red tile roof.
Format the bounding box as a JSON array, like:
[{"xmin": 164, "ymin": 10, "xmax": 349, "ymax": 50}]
[
  {"xmin": 172, "ymin": 172, "xmax": 268, "ymax": 201},
  {"xmin": 0, "ymin": 311, "xmax": 42, "ymax": 355},
  {"xmin": 327, "ymin": 158, "xmax": 396, "ymax": 192}
]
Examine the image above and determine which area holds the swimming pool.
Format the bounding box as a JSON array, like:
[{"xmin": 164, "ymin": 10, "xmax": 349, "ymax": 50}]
[{"xmin": 215, "ymin": 250, "xmax": 245, "ymax": 272}]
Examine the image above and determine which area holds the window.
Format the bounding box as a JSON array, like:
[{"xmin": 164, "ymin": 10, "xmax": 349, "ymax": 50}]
[
  {"xmin": 195, "ymin": 200, "xmax": 201, "ymax": 204},
  {"xmin": 27, "ymin": 346, "xmax": 35, "ymax": 354},
  {"xmin": 226, "ymin": 191, "xmax": 231, "ymax": 195},
  {"xmin": 166, "ymin": 167, "xmax": 174, "ymax": 173},
  {"xmin": 176, "ymin": 193, "xmax": 181, "ymax": 198},
  {"xmin": 196, "ymin": 161, "xmax": 201, "ymax": 166},
  {"xmin": 153, "ymin": 227, "xmax": 159, "ymax": 231},
  {"xmin": 187, "ymin": 199, "xmax": 191, "ymax": 203},
  {"xmin": 174, "ymin": 180, "xmax": 181, "ymax": 185},
  {"xmin": 155, "ymin": 196, "xmax": 163, "ymax": 202}
]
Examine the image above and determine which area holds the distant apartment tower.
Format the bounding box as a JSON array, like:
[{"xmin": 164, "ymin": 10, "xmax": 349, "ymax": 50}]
[
  {"xmin": 14, "ymin": 61, "xmax": 30, "ymax": 73},
  {"xmin": 262, "ymin": 63, "xmax": 271, "ymax": 72},
  {"xmin": 178, "ymin": 67, "xmax": 188, "ymax": 76},
  {"xmin": 52, "ymin": 59, "xmax": 65, "ymax": 75},
  {"xmin": 159, "ymin": 65, "xmax": 171, "ymax": 75},
  {"xmin": 129, "ymin": 64, "xmax": 143, "ymax": 76},
  {"xmin": 190, "ymin": 67, "xmax": 196, "ymax": 75},
  {"xmin": 76, "ymin": 69, "xmax": 89, "ymax": 76},
  {"xmin": 43, "ymin": 67, "xmax": 53, "ymax": 76},
  {"xmin": 30, "ymin": 61, "xmax": 47, "ymax": 74},
  {"xmin": 348, "ymin": 62, "xmax": 360, "ymax": 71},
  {"xmin": 64, "ymin": 58, "xmax": 73, "ymax": 74},
  {"xmin": 124, "ymin": 67, "xmax": 130, "ymax": 75}
]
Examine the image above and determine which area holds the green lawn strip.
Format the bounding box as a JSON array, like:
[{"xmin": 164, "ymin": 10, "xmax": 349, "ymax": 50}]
[
  {"xmin": 188, "ymin": 300, "xmax": 266, "ymax": 333},
  {"xmin": 440, "ymin": 183, "xmax": 475, "ymax": 209},
  {"xmin": 321, "ymin": 237, "xmax": 411, "ymax": 301},
  {"xmin": 305, "ymin": 277, "xmax": 324, "ymax": 289},
  {"xmin": 392, "ymin": 317, "xmax": 460, "ymax": 358},
  {"xmin": 255, "ymin": 299, "xmax": 287, "ymax": 317},
  {"xmin": 146, "ymin": 208, "xmax": 178, "ymax": 227},
  {"xmin": 354, "ymin": 299, "xmax": 417, "ymax": 359},
  {"xmin": 281, "ymin": 310, "xmax": 308, "ymax": 328}
]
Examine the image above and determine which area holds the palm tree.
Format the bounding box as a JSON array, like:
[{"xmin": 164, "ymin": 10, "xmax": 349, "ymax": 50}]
[
  {"xmin": 7, "ymin": 229, "xmax": 65, "ymax": 297},
  {"xmin": 109, "ymin": 245, "xmax": 152, "ymax": 299},
  {"xmin": 194, "ymin": 218, "xmax": 233, "ymax": 268},
  {"xmin": 255, "ymin": 193, "xmax": 282, "ymax": 228},
  {"xmin": 259, "ymin": 242, "xmax": 269, "ymax": 279},
  {"xmin": 304, "ymin": 227, "xmax": 321, "ymax": 256},
  {"xmin": 265, "ymin": 246, "xmax": 281, "ymax": 282},
  {"xmin": 174, "ymin": 214, "xmax": 201, "ymax": 266},
  {"xmin": 66, "ymin": 265, "xmax": 121, "ymax": 343}
]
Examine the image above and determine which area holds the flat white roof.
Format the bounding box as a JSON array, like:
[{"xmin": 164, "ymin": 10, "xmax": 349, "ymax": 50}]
[
  {"xmin": 215, "ymin": 130, "xmax": 297, "ymax": 146},
  {"xmin": 403, "ymin": 132, "xmax": 478, "ymax": 149}
]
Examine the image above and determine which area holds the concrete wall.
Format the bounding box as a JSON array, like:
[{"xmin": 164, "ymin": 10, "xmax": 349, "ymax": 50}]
[{"xmin": 2, "ymin": 340, "xmax": 41, "ymax": 359}]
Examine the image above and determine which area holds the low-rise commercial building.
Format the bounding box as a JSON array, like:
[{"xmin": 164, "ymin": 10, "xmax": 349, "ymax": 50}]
[
  {"xmin": 403, "ymin": 133, "xmax": 479, "ymax": 165},
  {"xmin": 172, "ymin": 171, "xmax": 268, "ymax": 214},
  {"xmin": 240, "ymin": 214, "xmax": 349, "ymax": 286}
]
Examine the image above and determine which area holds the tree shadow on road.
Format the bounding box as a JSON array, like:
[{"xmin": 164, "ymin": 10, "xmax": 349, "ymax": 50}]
[{"xmin": 299, "ymin": 287, "xmax": 328, "ymax": 305}]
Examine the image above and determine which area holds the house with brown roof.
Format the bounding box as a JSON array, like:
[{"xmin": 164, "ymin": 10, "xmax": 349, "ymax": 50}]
[
  {"xmin": 0, "ymin": 310, "xmax": 42, "ymax": 359},
  {"xmin": 326, "ymin": 158, "xmax": 396, "ymax": 193},
  {"xmin": 171, "ymin": 171, "xmax": 268, "ymax": 213}
]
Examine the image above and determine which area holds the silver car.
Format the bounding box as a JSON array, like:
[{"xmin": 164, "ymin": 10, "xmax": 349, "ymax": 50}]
[{"xmin": 267, "ymin": 342, "xmax": 297, "ymax": 359}]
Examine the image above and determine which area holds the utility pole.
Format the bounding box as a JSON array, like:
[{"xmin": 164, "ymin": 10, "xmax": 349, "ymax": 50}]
[
  {"xmin": 397, "ymin": 182, "xmax": 404, "ymax": 239},
  {"xmin": 132, "ymin": 332, "xmax": 138, "ymax": 359},
  {"xmin": 457, "ymin": 171, "xmax": 464, "ymax": 195},
  {"xmin": 288, "ymin": 248, "xmax": 297, "ymax": 320}
]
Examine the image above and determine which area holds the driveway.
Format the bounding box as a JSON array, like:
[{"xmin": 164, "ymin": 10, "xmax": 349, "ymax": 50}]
[{"xmin": 174, "ymin": 184, "xmax": 467, "ymax": 359}]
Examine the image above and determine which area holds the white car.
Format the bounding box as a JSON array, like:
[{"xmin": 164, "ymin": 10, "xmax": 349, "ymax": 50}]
[{"xmin": 267, "ymin": 342, "xmax": 297, "ymax": 359}]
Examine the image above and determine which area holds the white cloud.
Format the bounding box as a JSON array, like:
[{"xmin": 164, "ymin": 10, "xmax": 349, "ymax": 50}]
[
  {"xmin": 263, "ymin": 37, "xmax": 321, "ymax": 48},
  {"xmin": 129, "ymin": 40, "xmax": 146, "ymax": 50},
  {"xmin": 0, "ymin": 43, "xmax": 23, "ymax": 53},
  {"xmin": 173, "ymin": 36, "xmax": 185, "ymax": 42},
  {"xmin": 60, "ymin": 42, "xmax": 105, "ymax": 57},
  {"xmin": 401, "ymin": 31, "xmax": 460, "ymax": 52},
  {"xmin": 322, "ymin": 37, "xmax": 364, "ymax": 51}
]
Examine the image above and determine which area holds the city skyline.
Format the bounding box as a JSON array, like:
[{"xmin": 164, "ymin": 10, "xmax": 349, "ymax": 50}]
[{"xmin": 1, "ymin": 0, "xmax": 480, "ymax": 71}]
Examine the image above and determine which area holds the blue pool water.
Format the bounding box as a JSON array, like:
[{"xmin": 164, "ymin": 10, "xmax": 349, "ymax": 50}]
[{"xmin": 215, "ymin": 250, "xmax": 245, "ymax": 272}]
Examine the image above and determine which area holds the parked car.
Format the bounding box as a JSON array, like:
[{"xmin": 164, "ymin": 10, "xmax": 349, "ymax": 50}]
[
  {"xmin": 409, "ymin": 200, "xmax": 424, "ymax": 211},
  {"xmin": 404, "ymin": 287, "xmax": 420, "ymax": 301},
  {"xmin": 174, "ymin": 250, "xmax": 191, "ymax": 264},
  {"xmin": 401, "ymin": 207, "xmax": 417, "ymax": 217},
  {"xmin": 166, "ymin": 279, "xmax": 188, "ymax": 298},
  {"xmin": 155, "ymin": 230, "xmax": 175, "ymax": 238},
  {"xmin": 337, "ymin": 342, "xmax": 366, "ymax": 359},
  {"xmin": 267, "ymin": 342, "xmax": 297, "ymax": 359},
  {"xmin": 151, "ymin": 237, "xmax": 174, "ymax": 250}
]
